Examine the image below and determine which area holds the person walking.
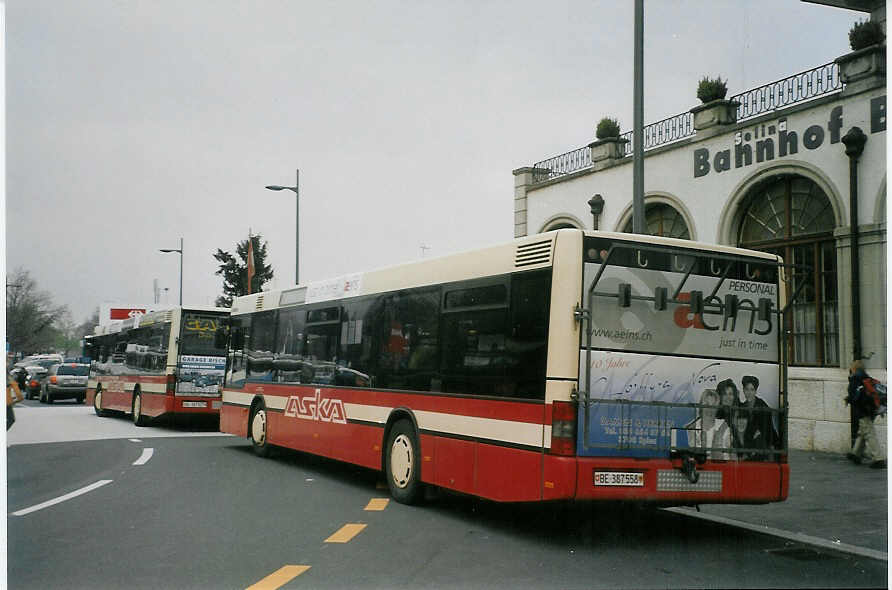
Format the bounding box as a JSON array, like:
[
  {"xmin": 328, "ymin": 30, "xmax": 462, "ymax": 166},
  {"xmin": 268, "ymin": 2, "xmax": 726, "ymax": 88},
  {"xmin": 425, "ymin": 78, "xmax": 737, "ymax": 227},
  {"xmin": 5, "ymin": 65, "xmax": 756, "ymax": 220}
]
[
  {"xmin": 7, "ymin": 373, "xmax": 24, "ymax": 430},
  {"xmin": 846, "ymin": 359, "xmax": 886, "ymax": 469}
]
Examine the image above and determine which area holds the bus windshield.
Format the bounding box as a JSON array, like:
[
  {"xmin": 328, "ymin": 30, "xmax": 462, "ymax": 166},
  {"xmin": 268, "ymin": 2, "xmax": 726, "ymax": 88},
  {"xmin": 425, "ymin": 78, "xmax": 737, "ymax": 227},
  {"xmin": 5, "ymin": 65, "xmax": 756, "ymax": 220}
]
[{"xmin": 179, "ymin": 312, "xmax": 228, "ymax": 357}]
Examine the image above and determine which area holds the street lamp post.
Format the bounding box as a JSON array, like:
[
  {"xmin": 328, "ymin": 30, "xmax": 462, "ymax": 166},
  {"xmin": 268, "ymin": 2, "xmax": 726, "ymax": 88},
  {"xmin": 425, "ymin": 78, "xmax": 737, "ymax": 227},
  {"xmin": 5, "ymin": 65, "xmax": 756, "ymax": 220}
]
[
  {"xmin": 588, "ymin": 194, "xmax": 605, "ymax": 230},
  {"xmin": 265, "ymin": 168, "xmax": 300, "ymax": 285},
  {"xmin": 159, "ymin": 237, "xmax": 183, "ymax": 306}
]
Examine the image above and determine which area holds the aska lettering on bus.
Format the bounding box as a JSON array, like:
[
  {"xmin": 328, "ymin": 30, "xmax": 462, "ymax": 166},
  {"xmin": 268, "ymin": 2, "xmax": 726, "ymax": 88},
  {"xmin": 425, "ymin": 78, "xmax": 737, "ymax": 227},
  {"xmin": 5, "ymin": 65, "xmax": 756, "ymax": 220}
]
[{"xmin": 284, "ymin": 388, "xmax": 347, "ymax": 424}]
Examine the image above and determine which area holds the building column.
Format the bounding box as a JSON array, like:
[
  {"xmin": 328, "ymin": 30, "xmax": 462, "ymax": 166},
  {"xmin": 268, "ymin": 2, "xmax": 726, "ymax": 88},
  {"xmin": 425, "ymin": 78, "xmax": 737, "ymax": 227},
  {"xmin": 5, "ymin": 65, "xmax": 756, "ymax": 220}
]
[{"xmin": 513, "ymin": 167, "xmax": 536, "ymax": 237}]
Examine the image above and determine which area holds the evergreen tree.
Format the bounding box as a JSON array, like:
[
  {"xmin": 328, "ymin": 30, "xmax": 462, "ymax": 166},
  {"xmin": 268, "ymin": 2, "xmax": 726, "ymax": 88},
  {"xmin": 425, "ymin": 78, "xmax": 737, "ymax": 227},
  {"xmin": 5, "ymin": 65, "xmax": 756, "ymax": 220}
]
[{"xmin": 213, "ymin": 235, "xmax": 274, "ymax": 308}]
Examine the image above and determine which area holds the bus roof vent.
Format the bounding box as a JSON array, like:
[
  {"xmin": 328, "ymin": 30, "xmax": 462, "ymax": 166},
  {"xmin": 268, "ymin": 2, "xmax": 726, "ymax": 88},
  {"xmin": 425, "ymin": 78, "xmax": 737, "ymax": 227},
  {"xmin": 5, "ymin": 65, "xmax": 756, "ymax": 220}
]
[
  {"xmin": 255, "ymin": 295, "xmax": 265, "ymax": 311},
  {"xmin": 515, "ymin": 239, "xmax": 553, "ymax": 268}
]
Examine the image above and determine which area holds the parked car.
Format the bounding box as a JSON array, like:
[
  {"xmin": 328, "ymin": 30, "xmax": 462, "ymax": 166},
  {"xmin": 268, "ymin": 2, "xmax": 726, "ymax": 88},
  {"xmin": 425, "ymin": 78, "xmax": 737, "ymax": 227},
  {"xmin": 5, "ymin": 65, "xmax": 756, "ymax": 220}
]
[
  {"xmin": 23, "ymin": 365, "xmax": 50, "ymax": 400},
  {"xmin": 41, "ymin": 363, "xmax": 90, "ymax": 404},
  {"xmin": 8, "ymin": 366, "xmax": 28, "ymax": 392},
  {"xmin": 14, "ymin": 354, "xmax": 63, "ymax": 370}
]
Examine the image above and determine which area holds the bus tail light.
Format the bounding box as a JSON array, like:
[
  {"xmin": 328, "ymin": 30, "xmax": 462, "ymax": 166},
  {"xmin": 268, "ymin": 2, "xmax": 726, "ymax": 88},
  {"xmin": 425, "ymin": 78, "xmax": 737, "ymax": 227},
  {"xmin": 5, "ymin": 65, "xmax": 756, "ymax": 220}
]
[
  {"xmin": 166, "ymin": 374, "xmax": 177, "ymax": 396},
  {"xmin": 550, "ymin": 401, "xmax": 577, "ymax": 456}
]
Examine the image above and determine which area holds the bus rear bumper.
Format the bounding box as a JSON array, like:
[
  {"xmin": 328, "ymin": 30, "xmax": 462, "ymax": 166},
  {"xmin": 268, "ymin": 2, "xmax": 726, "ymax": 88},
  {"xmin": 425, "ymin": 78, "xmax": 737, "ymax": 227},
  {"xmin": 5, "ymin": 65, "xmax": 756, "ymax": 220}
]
[{"xmin": 546, "ymin": 455, "xmax": 789, "ymax": 504}]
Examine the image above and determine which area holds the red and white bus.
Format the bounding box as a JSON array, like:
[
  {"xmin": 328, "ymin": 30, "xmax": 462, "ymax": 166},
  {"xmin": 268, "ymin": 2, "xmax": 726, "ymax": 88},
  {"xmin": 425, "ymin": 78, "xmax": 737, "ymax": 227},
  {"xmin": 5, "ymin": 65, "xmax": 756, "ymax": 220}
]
[
  {"xmin": 221, "ymin": 230, "xmax": 790, "ymax": 505},
  {"xmin": 85, "ymin": 306, "xmax": 230, "ymax": 426}
]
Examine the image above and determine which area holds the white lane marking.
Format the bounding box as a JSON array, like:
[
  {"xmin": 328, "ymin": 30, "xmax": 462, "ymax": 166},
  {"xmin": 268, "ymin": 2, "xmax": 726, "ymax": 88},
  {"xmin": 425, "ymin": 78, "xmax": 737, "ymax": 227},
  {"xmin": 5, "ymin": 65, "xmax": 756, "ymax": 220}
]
[
  {"xmin": 129, "ymin": 439, "xmax": 142, "ymax": 443},
  {"xmin": 132, "ymin": 448, "xmax": 154, "ymax": 466},
  {"xmin": 12, "ymin": 480, "xmax": 113, "ymax": 516},
  {"xmin": 664, "ymin": 507, "xmax": 888, "ymax": 562}
]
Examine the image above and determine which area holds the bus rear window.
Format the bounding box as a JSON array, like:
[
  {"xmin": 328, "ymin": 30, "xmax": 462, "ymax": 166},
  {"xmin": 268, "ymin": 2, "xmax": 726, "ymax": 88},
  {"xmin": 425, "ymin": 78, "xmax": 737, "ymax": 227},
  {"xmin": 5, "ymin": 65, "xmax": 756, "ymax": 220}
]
[{"xmin": 582, "ymin": 237, "xmax": 779, "ymax": 363}]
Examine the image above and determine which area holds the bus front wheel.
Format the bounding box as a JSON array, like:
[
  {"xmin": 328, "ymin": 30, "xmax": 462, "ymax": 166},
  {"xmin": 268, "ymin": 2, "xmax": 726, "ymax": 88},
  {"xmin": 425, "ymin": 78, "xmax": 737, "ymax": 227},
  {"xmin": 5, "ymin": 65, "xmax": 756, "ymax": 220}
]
[
  {"xmin": 250, "ymin": 405, "xmax": 272, "ymax": 458},
  {"xmin": 385, "ymin": 420, "xmax": 422, "ymax": 505}
]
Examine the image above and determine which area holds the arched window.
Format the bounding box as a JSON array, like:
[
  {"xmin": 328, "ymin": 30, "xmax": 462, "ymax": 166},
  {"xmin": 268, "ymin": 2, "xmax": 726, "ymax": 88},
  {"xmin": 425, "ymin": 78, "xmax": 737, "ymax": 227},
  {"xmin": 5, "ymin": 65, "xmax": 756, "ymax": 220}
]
[
  {"xmin": 737, "ymin": 176, "xmax": 838, "ymax": 366},
  {"xmin": 622, "ymin": 203, "xmax": 690, "ymax": 239}
]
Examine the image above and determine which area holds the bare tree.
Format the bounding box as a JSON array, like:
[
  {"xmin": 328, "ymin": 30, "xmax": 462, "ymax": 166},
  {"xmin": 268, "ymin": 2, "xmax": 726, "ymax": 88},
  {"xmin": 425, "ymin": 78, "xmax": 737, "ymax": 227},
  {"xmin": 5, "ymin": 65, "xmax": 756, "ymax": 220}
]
[
  {"xmin": 74, "ymin": 308, "xmax": 100, "ymax": 341},
  {"xmin": 6, "ymin": 267, "xmax": 69, "ymax": 355}
]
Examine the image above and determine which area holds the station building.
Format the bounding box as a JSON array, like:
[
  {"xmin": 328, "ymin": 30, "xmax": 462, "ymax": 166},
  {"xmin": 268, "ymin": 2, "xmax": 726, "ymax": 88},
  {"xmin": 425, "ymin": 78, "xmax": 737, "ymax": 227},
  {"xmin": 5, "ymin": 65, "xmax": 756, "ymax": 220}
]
[{"xmin": 511, "ymin": 5, "xmax": 886, "ymax": 454}]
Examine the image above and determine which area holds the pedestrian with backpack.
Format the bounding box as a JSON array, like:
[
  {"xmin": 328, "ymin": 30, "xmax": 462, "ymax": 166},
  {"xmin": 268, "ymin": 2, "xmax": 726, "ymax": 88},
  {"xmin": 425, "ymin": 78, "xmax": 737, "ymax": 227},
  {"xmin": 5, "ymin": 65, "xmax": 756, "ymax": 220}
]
[{"xmin": 846, "ymin": 359, "xmax": 887, "ymax": 469}]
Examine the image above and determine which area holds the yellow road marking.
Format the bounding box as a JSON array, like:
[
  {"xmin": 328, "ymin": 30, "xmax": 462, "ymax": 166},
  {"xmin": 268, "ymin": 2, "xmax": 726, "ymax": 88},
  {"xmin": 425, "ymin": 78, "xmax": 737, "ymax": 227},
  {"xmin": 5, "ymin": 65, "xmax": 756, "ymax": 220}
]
[
  {"xmin": 364, "ymin": 498, "xmax": 389, "ymax": 511},
  {"xmin": 246, "ymin": 565, "xmax": 310, "ymax": 590},
  {"xmin": 325, "ymin": 523, "xmax": 367, "ymax": 543}
]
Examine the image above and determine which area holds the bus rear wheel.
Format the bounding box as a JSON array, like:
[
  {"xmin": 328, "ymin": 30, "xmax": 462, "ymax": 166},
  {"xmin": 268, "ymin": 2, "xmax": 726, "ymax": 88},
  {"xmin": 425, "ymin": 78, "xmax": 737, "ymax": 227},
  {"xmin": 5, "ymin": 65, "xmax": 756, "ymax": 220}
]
[
  {"xmin": 93, "ymin": 388, "xmax": 107, "ymax": 417},
  {"xmin": 385, "ymin": 419, "xmax": 422, "ymax": 505},
  {"xmin": 132, "ymin": 391, "xmax": 148, "ymax": 427},
  {"xmin": 250, "ymin": 405, "xmax": 271, "ymax": 457}
]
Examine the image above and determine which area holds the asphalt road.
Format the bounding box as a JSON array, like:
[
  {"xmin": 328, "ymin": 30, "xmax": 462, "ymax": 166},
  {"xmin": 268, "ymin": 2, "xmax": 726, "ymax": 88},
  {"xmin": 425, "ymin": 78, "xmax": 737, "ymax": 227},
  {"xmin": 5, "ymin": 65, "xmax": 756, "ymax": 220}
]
[{"xmin": 6, "ymin": 402, "xmax": 888, "ymax": 589}]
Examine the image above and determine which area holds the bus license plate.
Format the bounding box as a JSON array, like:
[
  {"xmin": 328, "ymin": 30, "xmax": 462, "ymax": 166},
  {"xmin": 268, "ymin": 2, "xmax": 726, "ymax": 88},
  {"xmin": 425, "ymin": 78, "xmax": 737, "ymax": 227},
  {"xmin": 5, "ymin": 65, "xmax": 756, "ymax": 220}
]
[
  {"xmin": 183, "ymin": 401, "xmax": 207, "ymax": 408},
  {"xmin": 594, "ymin": 471, "xmax": 644, "ymax": 487}
]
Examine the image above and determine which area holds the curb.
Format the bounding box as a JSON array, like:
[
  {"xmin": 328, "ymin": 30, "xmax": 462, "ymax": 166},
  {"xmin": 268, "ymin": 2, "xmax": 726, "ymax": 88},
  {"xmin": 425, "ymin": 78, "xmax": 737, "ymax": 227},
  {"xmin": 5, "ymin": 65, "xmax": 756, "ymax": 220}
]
[{"xmin": 664, "ymin": 506, "xmax": 888, "ymax": 562}]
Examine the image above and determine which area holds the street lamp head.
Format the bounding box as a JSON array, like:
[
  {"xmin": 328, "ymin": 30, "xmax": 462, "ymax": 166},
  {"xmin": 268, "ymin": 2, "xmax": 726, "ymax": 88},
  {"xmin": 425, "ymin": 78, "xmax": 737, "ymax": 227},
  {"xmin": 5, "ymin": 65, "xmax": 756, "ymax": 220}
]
[
  {"xmin": 159, "ymin": 248, "xmax": 181, "ymax": 254},
  {"xmin": 266, "ymin": 184, "xmax": 298, "ymax": 194}
]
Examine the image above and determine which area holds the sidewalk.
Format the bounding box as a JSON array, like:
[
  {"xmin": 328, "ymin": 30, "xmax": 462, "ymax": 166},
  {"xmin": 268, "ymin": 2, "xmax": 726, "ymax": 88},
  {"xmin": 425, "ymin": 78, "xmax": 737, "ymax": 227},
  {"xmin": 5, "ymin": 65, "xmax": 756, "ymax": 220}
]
[{"xmin": 668, "ymin": 449, "xmax": 888, "ymax": 560}]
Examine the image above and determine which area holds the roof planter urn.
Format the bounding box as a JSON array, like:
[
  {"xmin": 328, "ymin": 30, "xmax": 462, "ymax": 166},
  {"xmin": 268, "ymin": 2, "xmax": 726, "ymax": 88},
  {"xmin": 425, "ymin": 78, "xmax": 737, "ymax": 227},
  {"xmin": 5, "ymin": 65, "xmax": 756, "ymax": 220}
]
[
  {"xmin": 690, "ymin": 99, "xmax": 740, "ymax": 131},
  {"xmin": 587, "ymin": 137, "xmax": 629, "ymax": 163},
  {"xmin": 835, "ymin": 44, "xmax": 886, "ymax": 95}
]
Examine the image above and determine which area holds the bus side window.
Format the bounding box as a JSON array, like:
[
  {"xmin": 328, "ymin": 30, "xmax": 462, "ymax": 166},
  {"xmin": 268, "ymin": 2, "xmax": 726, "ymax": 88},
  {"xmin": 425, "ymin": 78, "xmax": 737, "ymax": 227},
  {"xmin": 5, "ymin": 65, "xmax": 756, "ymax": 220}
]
[
  {"xmin": 338, "ymin": 297, "xmax": 377, "ymax": 388},
  {"xmin": 246, "ymin": 311, "xmax": 277, "ymax": 382},
  {"xmin": 274, "ymin": 308, "xmax": 305, "ymax": 384},
  {"xmin": 508, "ymin": 270, "xmax": 551, "ymax": 399},
  {"xmin": 441, "ymin": 281, "xmax": 510, "ymax": 397},
  {"xmin": 376, "ymin": 289, "xmax": 440, "ymax": 392},
  {"xmin": 226, "ymin": 315, "xmax": 252, "ymax": 388},
  {"xmin": 304, "ymin": 307, "xmax": 340, "ymax": 386}
]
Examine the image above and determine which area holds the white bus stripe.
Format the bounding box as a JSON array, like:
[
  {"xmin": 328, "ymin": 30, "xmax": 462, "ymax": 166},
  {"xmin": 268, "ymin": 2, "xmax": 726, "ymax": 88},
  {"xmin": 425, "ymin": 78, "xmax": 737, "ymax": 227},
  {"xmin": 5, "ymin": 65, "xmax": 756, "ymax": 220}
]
[
  {"xmin": 12, "ymin": 480, "xmax": 113, "ymax": 516},
  {"xmin": 228, "ymin": 394, "xmax": 546, "ymax": 448},
  {"xmin": 133, "ymin": 448, "xmax": 154, "ymax": 465}
]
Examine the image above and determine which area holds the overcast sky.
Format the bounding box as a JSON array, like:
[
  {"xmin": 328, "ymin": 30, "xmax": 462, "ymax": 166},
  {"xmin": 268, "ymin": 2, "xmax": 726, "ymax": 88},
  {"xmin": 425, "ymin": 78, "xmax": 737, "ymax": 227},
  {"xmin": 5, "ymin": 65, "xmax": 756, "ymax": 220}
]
[{"xmin": 6, "ymin": 0, "xmax": 860, "ymax": 325}]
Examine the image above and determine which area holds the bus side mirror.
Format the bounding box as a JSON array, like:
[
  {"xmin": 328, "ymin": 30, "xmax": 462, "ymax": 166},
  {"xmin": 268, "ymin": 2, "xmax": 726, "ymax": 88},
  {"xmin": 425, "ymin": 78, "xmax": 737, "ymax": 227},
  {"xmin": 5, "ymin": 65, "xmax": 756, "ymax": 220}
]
[
  {"xmin": 618, "ymin": 283, "xmax": 631, "ymax": 307},
  {"xmin": 758, "ymin": 298, "xmax": 772, "ymax": 321}
]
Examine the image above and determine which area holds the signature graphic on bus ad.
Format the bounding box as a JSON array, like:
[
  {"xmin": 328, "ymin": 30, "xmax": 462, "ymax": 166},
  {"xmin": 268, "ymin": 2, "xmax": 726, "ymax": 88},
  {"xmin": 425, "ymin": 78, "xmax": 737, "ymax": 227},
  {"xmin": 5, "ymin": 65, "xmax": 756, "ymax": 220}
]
[
  {"xmin": 584, "ymin": 264, "xmax": 778, "ymax": 363},
  {"xmin": 578, "ymin": 350, "xmax": 779, "ymax": 459},
  {"xmin": 176, "ymin": 355, "xmax": 226, "ymax": 395}
]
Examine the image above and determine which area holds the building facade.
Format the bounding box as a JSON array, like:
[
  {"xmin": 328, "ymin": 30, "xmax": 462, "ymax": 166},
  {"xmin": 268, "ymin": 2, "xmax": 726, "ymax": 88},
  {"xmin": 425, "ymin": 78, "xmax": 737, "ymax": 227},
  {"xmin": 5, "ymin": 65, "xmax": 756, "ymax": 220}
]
[{"xmin": 512, "ymin": 40, "xmax": 886, "ymax": 454}]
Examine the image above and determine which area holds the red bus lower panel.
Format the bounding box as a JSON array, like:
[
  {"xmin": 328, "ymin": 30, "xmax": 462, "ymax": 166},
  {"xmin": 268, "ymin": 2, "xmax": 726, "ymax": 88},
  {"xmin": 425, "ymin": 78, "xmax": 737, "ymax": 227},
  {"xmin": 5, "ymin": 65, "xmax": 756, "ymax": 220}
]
[
  {"xmin": 564, "ymin": 456, "xmax": 789, "ymax": 504},
  {"xmin": 87, "ymin": 386, "xmax": 220, "ymax": 418}
]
